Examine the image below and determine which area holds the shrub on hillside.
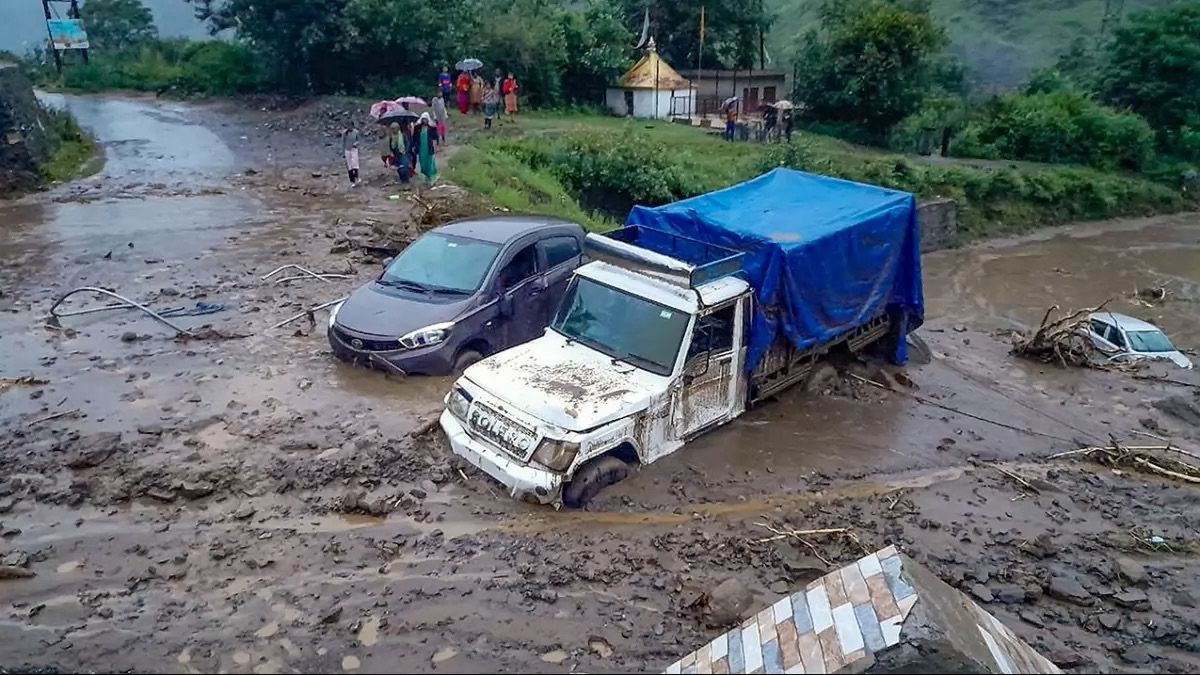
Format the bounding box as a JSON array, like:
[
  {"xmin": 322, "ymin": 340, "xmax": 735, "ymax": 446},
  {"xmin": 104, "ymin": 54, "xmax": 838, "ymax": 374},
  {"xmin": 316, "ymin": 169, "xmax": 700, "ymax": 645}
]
[
  {"xmin": 550, "ymin": 131, "xmax": 698, "ymax": 214},
  {"xmin": 952, "ymin": 90, "xmax": 1155, "ymax": 170}
]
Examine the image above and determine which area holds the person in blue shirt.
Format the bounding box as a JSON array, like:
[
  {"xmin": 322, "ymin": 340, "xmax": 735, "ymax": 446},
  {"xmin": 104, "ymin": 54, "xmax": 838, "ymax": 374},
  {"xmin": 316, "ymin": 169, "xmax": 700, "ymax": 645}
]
[{"xmin": 437, "ymin": 65, "xmax": 453, "ymax": 100}]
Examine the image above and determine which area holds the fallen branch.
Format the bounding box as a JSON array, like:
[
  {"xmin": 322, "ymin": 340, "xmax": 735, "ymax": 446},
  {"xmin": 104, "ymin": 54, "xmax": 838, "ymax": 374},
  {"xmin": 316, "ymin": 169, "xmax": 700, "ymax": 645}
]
[
  {"xmin": 29, "ymin": 408, "xmax": 81, "ymax": 426},
  {"xmin": 1133, "ymin": 374, "xmax": 1200, "ymax": 390},
  {"xmin": 1012, "ymin": 302, "xmax": 1112, "ymax": 368},
  {"xmin": 991, "ymin": 464, "xmax": 1040, "ymax": 493},
  {"xmin": 1050, "ymin": 442, "xmax": 1200, "ymax": 486}
]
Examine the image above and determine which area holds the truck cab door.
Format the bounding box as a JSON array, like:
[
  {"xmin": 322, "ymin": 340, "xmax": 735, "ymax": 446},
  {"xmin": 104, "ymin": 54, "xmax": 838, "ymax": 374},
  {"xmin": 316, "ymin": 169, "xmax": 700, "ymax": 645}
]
[{"xmin": 677, "ymin": 301, "xmax": 742, "ymax": 438}]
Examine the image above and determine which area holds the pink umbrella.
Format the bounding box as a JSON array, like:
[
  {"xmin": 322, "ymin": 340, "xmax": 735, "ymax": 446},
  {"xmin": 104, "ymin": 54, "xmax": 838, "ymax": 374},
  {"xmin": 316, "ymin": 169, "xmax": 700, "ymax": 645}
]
[
  {"xmin": 395, "ymin": 96, "xmax": 427, "ymax": 107},
  {"xmin": 369, "ymin": 100, "xmax": 402, "ymax": 120}
]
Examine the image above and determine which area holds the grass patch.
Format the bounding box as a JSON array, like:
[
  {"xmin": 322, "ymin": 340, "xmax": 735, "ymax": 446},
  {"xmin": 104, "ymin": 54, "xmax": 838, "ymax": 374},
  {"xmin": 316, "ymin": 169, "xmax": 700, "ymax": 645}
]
[
  {"xmin": 446, "ymin": 112, "xmax": 1194, "ymax": 242},
  {"xmin": 42, "ymin": 108, "xmax": 102, "ymax": 183},
  {"xmin": 444, "ymin": 144, "xmax": 613, "ymax": 232}
]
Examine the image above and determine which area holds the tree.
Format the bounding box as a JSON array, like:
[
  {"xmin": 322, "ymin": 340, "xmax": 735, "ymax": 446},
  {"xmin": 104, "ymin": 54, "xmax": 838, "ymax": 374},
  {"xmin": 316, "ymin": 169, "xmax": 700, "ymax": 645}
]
[
  {"xmin": 187, "ymin": 0, "xmax": 349, "ymax": 91},
  {"xmin": 561, "ymin": 0, "xmax": 635, "ymax": 104},
  {"xmin": 80, "ymin": 0, "xmax": 157, "ymax": 51},
  {"xmin": 791, "ymin": 0, "xmax": 948, "ymax": 139},
  {"xmin": 1102, "ymin": 2, "xmax": 1200, "ymax": 140},
  {"xmin": 617, "ymin": 0, "xmax": 772, "ymax": 70}
]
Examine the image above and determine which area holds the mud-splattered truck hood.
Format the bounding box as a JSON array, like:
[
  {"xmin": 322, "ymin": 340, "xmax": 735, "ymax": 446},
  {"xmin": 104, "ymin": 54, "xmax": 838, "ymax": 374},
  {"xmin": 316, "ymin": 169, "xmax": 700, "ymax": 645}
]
[{"xmin": 462, "ymin": 331, "xmax": 666, "ymax": 432}]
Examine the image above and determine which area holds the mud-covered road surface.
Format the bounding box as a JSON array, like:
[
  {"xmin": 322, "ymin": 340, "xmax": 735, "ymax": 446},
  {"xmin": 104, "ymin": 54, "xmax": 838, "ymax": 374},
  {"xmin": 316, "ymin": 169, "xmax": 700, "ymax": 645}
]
[{"xmin": 1, "ymin": 95, "xmax": 1199, "ymax": 674}]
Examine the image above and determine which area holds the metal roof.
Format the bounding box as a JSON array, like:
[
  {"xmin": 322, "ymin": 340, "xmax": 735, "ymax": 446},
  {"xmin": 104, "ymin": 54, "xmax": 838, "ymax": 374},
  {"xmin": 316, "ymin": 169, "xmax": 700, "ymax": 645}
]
[{"xmin": 616, "ymin": 49, "xmax": 692, "ymax": 90}]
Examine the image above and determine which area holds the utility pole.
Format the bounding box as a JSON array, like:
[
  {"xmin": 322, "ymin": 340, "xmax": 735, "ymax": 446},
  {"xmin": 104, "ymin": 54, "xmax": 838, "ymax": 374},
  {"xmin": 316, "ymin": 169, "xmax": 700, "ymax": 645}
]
[
  {"xmin": 696, "ymin": 6, "xmax": 704, "ymax": 120},
  {"xmin": 41, "ymin": 0, "xmax": 63, "ymax": 73}
]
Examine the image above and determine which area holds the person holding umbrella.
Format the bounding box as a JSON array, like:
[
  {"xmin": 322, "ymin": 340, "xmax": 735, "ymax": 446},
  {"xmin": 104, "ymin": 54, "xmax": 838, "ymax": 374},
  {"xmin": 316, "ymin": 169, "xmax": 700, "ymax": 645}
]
[{"xmin": 388, "ymin": 122, "xmax": 410, "ymax": 185}]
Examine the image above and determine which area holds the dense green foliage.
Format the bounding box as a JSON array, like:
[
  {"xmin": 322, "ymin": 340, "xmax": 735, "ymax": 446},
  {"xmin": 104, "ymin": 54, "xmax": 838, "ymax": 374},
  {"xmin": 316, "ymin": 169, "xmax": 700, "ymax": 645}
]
[
  {"xmin": 449, "ymin": 113, "xmax": 1192, "ymax": 239},
  {"xmin": 1101, "ymin": 3, "xmax": 1200, "ymax": 151},
  {"xmin": 42, "ymin": 39, "xmax": 266, "ymax": 95},
  {"xmin": 79, "ymin": 0, "xmax": 158, "ymax": 51},
  {"xmin": 183, "ymin": 0, "xmax": 637, "ymax": 104},
  {"xmin": 792, "ymin": 0, "xmax": 951, "ymax": 139},
  {"xmin": 952, "ymin": 89, "xmax": 1157, "ymax": 170}
]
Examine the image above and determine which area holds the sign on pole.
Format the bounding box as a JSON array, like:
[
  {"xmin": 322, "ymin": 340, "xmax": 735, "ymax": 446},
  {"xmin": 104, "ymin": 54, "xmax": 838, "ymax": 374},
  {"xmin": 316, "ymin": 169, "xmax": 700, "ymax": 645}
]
[{"xmin": 47, "ymin": 19, "xmax": 89, "ymax": 50}]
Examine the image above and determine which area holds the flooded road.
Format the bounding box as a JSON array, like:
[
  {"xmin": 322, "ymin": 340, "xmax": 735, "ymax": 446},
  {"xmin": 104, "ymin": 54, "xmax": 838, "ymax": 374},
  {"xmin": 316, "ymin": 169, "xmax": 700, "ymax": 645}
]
[{"xmin": 1, "ymin": 95, "xmax": 1198, "ymax": 674}]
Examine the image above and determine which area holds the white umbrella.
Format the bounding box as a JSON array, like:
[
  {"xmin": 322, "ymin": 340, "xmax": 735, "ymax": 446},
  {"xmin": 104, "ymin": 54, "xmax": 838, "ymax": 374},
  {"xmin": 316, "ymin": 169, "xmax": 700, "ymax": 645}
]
[
  {"xmin": 770, "ymin": 100, "xmax": 795, "ymax": 110},
  {"xmin": 456, "ymin": 58, "xmax": 483, "ymax": 72},
  {"xmin": 721, "ymin": 96, "xmax": 741, "ymax": 110}
]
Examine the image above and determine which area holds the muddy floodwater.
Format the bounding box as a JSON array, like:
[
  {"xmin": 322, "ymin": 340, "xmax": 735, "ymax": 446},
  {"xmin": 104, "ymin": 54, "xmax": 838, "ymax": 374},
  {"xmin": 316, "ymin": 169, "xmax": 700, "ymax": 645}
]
[{"xmin": 1, "ymin": 95, "xmax": 1198, "ymax": 674}]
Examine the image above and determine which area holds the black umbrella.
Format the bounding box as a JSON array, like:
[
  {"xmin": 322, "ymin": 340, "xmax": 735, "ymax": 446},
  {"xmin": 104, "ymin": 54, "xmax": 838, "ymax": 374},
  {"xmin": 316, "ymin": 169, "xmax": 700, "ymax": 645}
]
[{"xmin": 377, "ymin": 109, "xmax": 419, "ymax": 125}]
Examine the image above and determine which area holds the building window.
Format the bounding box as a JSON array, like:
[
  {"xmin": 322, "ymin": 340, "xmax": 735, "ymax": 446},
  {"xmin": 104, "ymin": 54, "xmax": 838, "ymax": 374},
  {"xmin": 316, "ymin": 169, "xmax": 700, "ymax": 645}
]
[{"xmin": 763, "ymin": 86, "xmax": 777, "ymax": 103}]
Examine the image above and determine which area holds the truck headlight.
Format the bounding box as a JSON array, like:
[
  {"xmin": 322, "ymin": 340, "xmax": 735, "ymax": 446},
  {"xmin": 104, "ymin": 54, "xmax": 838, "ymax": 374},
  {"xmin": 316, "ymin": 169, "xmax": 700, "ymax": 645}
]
[
  {"xmin": 446, "ymin": 386, "xmax": 471, "ymax": 420},
  {"xmin": 327, "ymin": 301, "xmax": 343, "ymax": 330},
  {"xmin": 399, "ymin": 321, "xmax": 454, "ymax": 350},
  {"xmin": 532, "ymin": 438, "xmax": 580, "ymax": 472}
]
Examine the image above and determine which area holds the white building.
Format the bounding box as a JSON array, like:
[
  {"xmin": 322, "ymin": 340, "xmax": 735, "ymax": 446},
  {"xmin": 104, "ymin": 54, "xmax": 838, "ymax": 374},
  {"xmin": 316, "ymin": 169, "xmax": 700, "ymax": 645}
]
[{"xmin": 605, "ymin": 41, "xmax": 695, "ymax": 120}]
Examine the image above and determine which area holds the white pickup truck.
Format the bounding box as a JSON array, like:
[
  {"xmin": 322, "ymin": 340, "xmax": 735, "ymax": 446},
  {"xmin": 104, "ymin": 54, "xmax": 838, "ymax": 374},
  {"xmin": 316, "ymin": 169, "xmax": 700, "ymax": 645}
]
[{"xmin": 439, "ymin": 169, "xmax": 923, "ymax": 507}]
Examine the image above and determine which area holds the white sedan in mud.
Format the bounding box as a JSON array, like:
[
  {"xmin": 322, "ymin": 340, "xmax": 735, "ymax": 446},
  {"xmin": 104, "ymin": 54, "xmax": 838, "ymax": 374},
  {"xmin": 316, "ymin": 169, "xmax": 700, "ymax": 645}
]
[{"xmin": 1085, "ymin": 313, "xmax": 1192, "ymax": 369}]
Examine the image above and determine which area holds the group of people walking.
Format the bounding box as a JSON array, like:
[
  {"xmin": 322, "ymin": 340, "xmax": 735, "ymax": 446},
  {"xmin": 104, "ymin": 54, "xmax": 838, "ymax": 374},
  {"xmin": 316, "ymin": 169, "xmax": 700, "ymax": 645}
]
[
  {"xmin": 340, "ymin": 112, "xmax": 439, "ymax": 188},
  {"xmin": 439, "ymin": 65, "xmax": 519, "ymax": 129},
  {"xmin": 340, "ymin": 64, "xmax": 522, "ymax": 187}
]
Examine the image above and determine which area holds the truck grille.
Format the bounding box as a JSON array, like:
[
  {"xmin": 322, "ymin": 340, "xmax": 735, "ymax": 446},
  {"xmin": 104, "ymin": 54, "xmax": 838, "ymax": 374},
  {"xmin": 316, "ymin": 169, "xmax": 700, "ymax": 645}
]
[{"xmin": 467, "ymin": 402, "xmax": 537, "ymax": 460}]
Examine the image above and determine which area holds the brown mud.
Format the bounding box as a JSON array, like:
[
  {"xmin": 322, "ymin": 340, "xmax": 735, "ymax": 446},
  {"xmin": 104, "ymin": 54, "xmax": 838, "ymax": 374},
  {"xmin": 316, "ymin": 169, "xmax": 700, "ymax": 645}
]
[{"xmin": 1, "ymin": 94, "xmax": 1198, "ymax": 673}]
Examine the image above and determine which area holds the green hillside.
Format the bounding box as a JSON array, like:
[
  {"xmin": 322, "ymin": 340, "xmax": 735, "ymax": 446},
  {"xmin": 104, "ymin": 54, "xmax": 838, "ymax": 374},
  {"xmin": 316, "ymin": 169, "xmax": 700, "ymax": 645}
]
[{"xmin": 767, "ymin": 0, "xmax": 1176, "ymax": 90}]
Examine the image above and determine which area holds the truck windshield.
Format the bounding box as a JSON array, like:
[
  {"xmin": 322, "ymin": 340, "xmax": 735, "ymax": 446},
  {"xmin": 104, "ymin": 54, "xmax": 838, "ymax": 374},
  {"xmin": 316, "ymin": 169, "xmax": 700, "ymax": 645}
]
[
  {"xmin": 1126, "ymin": 329, "xmax": 1175, "ymax": 353},
  {"xmin": 380, "ymin": 233, "xmax": 500, "ymax": 294},
  {"xmin": 552, "ymin": 277, "xmax": 689, "ymax": 376}
]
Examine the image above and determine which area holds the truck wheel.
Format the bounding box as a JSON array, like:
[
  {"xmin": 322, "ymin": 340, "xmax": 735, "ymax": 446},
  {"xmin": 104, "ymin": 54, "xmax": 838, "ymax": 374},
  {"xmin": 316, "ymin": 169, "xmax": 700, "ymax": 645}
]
[
  {"xmin": 453, "ymin": 349, "xmax": 484, "ymax": 372},
  {"xmin": 563, "ymin": 456, "xmax": 631, "ymax": 509}
]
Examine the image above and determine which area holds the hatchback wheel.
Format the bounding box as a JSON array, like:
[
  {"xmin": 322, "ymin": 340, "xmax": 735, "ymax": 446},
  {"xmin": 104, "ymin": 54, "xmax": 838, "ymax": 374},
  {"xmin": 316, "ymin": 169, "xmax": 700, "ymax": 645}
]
[{"xmin": 453, "ymin": 349, "xmax": 484, "ymax": 372}]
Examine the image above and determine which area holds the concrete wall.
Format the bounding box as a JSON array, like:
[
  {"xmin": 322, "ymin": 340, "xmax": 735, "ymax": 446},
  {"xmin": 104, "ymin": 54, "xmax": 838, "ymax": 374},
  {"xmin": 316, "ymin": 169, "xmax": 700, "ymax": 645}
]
[
  {"xmin": 606, "ymin": 88, "xmax": 693, "ymax": 120},
  {"xmin": 918, "ymin": 198, "xmax": 959, "ymax": 252},
  {"xmin": 0, "ymin": 63, "xmax": 50, "ymax": 197}
]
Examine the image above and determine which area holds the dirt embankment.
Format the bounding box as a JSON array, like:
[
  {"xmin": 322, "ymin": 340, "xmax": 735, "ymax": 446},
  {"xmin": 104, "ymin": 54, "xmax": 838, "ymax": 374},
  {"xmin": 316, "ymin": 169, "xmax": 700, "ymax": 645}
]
[
  {"xmin": 0, "ymin": 95, "xmax": 1198, "ymax": 674},
  {"xmin": 0, "ymin": 64, "xmax": 50, "ymax": 197}
]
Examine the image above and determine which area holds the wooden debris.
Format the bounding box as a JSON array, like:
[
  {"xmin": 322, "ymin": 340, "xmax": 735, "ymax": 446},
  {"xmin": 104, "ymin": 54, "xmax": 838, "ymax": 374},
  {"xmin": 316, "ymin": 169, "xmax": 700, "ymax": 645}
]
[
  {"xmin": 28, "ymin": 409, "xmax": 81, "ymax": 426},
  {"xmin": 1012, "ymin": 303, "xmax": 1112, "ymax": 367},
  {"xmin": 1050, "ymin": 441, "xmax": 1200, "ymax": 485},
  {"xmin": 752, "ymin": 522, "xmax": 865, "ymax": 567}
]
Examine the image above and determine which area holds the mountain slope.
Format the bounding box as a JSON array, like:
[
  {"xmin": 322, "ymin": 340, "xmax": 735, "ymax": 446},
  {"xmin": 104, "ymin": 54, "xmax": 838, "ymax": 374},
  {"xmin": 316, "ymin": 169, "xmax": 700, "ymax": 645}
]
[{"xmin": 766, "ymin": 0, "xmax": 1177, "ymax": 91}]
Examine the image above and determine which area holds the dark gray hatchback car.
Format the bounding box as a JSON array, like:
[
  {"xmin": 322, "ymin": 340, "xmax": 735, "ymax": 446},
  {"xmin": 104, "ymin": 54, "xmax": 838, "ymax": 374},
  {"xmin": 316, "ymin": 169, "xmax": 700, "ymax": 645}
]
[{"xmin": 328, "ymin": 216, "xmax": 586, "ymax": 375}]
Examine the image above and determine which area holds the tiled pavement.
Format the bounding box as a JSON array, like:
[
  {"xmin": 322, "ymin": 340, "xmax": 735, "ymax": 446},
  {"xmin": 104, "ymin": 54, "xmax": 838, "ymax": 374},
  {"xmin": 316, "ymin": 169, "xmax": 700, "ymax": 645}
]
[{"xmin": 665, "ymin": 546, "xmax": 1061, "ymax": 674}]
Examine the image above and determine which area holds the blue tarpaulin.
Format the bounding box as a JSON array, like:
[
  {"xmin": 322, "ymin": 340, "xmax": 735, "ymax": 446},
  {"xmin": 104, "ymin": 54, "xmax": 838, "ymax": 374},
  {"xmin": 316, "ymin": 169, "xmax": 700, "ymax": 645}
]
[{"xmin": 625, "ymin": 168, "xmax": 924, "ymax": 370}]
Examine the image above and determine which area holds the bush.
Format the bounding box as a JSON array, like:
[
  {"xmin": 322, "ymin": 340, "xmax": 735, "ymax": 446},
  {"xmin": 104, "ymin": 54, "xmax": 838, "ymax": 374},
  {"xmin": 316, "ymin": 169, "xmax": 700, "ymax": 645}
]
[
  {"xmin": 549, "ymin": 130, "xmax": 698, "ymax": 216},
  {"xmin": 42, "ymin": 107, "xmax": 100, "ymax": 182},
  {"xmin": 952, "ymin": 90, "xmax": 1156, "ymax": 170},
  {"xmin": 52, "ymin": 39, "xmax": 266, "ymax": 96}
]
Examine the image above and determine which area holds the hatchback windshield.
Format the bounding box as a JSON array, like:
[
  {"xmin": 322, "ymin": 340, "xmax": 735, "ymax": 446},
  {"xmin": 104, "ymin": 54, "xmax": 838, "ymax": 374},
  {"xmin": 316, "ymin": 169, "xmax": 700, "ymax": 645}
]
[
  {"xmin": 552, "ymin": 277, "xmax": 690, "ymax": 376},
  {"xmin": 380, "ymin": 233, "xmax": 500, "ymax": 294},
  {"xmin": 1126, "ymin": 329, "xmax": 1175, "ymax": 353}
]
